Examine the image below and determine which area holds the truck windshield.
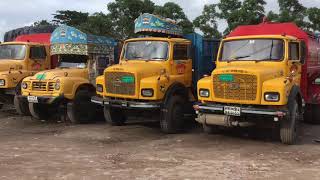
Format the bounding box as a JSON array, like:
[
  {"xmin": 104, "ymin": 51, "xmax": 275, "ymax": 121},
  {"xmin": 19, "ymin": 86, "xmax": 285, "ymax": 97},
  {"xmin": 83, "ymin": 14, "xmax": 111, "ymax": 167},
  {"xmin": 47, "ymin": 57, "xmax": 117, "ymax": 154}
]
[
  {"xmin": 58, "ymin": 55, "xmax": 88, "ymax": 68},
  {"xmin": 220, "ymin": 39, "xmax": 284, "ymax": 61},
  {"xmin": 124, "ymin": 41, "xmax": 168, "ymax": 61},
  {"xmin": 0, "ymin": 44, "xmax": 26, "ymax": 60}
]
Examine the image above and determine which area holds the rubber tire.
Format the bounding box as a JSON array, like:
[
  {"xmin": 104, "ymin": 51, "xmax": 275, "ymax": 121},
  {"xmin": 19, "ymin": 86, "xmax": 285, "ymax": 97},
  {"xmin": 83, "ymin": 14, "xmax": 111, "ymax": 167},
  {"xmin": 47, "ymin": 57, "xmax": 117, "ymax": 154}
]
[
  {"xmin": 103, "ymin": 106, "xmax": 126, "ymax": 126},
  {"xmin": 280, "ymin": 101, "xmax": 300, "ymax": 145},
  {"xmin": 29, "ymin": 103, "xmax": 50, "ymax": 120},
  {"xmin": 304, "ymin": 105, "xmax": 320, "ymax": 124},
  {"xmin": 67, "ymin": 90, "xmax": 96, "ymax": 124},
  {"xmin": 14, "ymin": 95, "xmax": 30, "ymax": 115},
  {"xmin": 160, "ymin": 95, "xmax": 185, "ymax": 134}
]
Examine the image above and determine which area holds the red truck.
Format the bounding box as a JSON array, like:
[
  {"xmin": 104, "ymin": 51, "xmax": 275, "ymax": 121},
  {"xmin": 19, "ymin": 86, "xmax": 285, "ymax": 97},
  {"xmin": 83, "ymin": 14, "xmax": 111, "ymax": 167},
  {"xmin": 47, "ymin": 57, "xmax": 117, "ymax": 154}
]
[{"xmin": 195, "ymin": 21, "xmax": 320, "ymax": 144}]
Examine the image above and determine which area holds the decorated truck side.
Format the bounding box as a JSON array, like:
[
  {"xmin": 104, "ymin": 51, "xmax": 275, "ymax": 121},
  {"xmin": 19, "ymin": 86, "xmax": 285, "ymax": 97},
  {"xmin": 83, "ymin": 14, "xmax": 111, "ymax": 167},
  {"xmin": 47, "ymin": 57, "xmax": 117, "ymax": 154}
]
[
  {"xmin": 0, "ymin": 33, "xmax": 55, "ymax": 114},
  {"xmin": 91, "ymin": 13, "xmax": 220, "ymax": 133},
  {"xmin": 194, "ymin": 20, "xmax": 320, "ymax": 144},
  {"xmin": 17, "ymin": 25, "xmax": 117, "ymax": 123}
]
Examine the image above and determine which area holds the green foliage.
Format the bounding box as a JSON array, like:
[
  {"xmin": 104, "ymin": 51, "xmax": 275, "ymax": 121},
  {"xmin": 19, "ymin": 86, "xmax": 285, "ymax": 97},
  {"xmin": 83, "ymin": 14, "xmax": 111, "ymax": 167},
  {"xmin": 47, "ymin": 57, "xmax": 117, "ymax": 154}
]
[
  {"xmin": 193, "ymin": 4, "xmax": 221, "ymax": 38},
  {"xmin": 33, "ymin": 20, "xmax": 52, "ymax": 27},
  {"xmin": 154, "ymin": 2, "xmax": 194, "ymax": 34},
  {"xmin": 76, "ymin": 13, "xmax": 114, "ymax": 37},
  {"xmin": 239, "ymin": 0, "xmax": 266, "ymax": 25},
  {"xmin": 277, "ymin": 0, "xmax": 307, "ymax": 27},
  {"xmin": 107, "ymin": 0, "xmax": 155, "ymax": 40},
  {"xmin": 52, "ymin": 10, "xmax": 89, "ymax": 27},
  {"xmin": 307, "ymin": 8, "xmax": 320, "ymax": 32}
]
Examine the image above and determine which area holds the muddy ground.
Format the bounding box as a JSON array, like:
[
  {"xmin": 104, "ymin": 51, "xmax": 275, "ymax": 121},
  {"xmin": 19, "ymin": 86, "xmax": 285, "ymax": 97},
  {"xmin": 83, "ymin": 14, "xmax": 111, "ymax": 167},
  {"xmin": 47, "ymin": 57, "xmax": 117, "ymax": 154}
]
[{"xmin": 0, "ymin": 105, "xmax": 319, "ymax": 180}]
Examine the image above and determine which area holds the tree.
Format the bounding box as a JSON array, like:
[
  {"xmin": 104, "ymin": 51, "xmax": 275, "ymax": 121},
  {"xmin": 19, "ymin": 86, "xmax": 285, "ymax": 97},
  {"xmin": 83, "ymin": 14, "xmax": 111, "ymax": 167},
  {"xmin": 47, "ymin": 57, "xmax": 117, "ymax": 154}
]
[
  {"xmin": 77, "ymin": 13, "xmax": 114, "ymax": 37},
  {"xmin": 307, "ymin": 7, "xmax": 320, "ymax": 32},
  {"xmin": 33, "ymin": 20, "xmax": 52, "ymax": 27},
  {"xmin": 154, "ymin": 2, "xmax": 194, "ymax": 34},
  {"xmin": 277, "ymin": 0, "xmax": 307, "ymax": 28},
  {"xmin": 107, "ymin": 0, "xmax": 155, "ymax": 40},
  {"xmin": 217, "ymin": 0, "xmax": 242, "ymax": 34},
  {"xmin": 193, "ymin": 4, "xmax": 221, "ymax": 38},
  {"xmin": 239, "ymin": 0, "xmax": 266, "ymax": 25},
  {"xmin": 52, "ymin": 10, "xmax": 89, "ymax": 27}
]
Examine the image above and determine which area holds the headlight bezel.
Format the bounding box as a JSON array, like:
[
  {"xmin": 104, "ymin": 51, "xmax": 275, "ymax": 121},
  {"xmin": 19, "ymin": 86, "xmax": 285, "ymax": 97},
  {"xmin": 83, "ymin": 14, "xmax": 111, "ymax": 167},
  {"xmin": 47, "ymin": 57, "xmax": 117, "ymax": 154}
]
[
  {"xmin": 141, "ymin": 88, "xmax": 154, "ymax": 97},
  {"xmin": 21, "ymin": 82, "xmax": 27, "ymax": 89},
  {"xmin": 96, "ymin": 84, "xmax": 103, "ymax": 93},
  {"xmin": 264, "ymin": 92, "xmax": 280, "ymax": 102},
  {"xmin": 199, "ymin": 89, "xmax": 210, "ymax": 98},
  {"xmin": 0, "ymin": 79, "xmax": 5, "ymax": 86},
  {"xmin": 54, "ymin": 80, "xmax": 61, "ymax": 90}
]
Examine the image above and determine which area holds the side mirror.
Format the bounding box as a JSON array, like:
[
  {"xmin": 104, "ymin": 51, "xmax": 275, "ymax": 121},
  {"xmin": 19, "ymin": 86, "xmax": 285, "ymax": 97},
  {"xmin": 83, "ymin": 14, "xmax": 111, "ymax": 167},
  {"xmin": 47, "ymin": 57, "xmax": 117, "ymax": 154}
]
[{"xmin": 315, "ymin": 78, "xmax": 320, "ymax": 85}]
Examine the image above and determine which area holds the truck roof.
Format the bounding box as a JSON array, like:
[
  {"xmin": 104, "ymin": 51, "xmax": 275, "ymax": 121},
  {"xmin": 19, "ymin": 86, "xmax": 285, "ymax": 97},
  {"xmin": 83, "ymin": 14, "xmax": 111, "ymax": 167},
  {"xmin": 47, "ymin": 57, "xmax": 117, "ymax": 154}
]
[
  {"xmin": 14, "ymin": 33, "xmax": 51, "ymax": 44},
  {"xmin": 228, "ymin": 22, "xmax": 313, "ymax": 43},
  {"xmin": 1, "ymin": 41, "xmax": 48, "ymax": 46},
  {"xmin": 125, "ymin": 37, "xmax": 190, "ymax": 43}
]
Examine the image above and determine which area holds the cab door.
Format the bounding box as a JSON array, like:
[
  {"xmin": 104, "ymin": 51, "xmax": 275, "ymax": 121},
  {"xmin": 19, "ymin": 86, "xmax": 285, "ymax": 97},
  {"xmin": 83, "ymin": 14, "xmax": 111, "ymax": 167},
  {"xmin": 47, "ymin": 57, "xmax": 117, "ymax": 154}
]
[
  {"xmin": 287, "ymin": 41, "xmax": 303, "ymax": 85},
  {"xmin": 27, "ymin": 45, "xmax": 50, "ymax": 73},
  {"xmin": 172, "ymin": 43, "xmax": 192, "ymax": 86}
]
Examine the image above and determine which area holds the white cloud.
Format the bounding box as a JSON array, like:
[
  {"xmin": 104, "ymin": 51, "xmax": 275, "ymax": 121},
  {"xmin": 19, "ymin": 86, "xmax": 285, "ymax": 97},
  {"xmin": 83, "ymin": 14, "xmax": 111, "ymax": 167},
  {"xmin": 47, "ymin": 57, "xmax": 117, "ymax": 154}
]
[{"xmin": 1, "ymin": 0, "xmax": 320, "ymax": 41}]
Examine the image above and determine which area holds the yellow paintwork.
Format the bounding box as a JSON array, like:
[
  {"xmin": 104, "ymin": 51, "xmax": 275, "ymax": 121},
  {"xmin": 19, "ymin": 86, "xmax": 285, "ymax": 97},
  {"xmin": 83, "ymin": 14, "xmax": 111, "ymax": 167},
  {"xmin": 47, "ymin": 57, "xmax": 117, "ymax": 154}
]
[
  {"xmin": 99, "ymin": 37, "xmax": 192, "ymax": 101},
  {"xmin": 0, "ymin": 42, "xmax": 51, "ymax": 89},
  {"xmin": 198, "ymin": 35, "xmax": 302, "ymax": 106},
  {"xmin": 21, "ymin": 68, "xmax": 89, "ymax": 100}
]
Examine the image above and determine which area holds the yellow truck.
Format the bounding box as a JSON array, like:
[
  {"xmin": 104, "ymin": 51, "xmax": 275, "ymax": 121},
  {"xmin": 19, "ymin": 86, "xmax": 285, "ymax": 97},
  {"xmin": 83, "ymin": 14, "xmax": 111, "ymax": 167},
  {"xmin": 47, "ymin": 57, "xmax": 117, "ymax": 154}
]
[
  {"xmin": 91, "ymin": 13, "xmax": 220, "ymax": 132},
  {"xmin": 194, "ymin": 21, "xmax": 320, "ymax": 144},
  {"xmin": 17, "ymin": 26, "xmax": 117, "ymax": 123},
  {"xmin": 0, "ymin": 34, "xmax": 53, "ymax": 114}
]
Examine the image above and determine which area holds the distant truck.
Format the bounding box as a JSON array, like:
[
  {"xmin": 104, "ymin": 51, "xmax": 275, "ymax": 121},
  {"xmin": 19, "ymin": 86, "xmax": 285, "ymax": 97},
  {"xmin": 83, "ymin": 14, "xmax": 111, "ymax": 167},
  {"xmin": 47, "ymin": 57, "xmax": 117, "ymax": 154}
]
[
  {"xmin": 0, "ymin": 33, "xmax": 56, "ymax": 114},
  {"xmin": 91, "ymin": 13, "xmax": 220, "ymax": 133},
  {"xmin": 17, "ymin": 25, "xmax": 117, "ymax": 123},
  {"xmin": 194, "ymin": 21, "xmax": 320, "ymax": 144}
]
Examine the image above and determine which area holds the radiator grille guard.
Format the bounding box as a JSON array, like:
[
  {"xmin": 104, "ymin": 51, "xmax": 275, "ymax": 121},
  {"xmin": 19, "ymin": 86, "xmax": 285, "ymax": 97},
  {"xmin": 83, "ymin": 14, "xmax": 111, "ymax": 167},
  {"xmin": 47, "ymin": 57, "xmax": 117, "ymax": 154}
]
[
  {"xmin": 105, "ymin": 72, "xmax": 136, "ymax": 96},
  {"xmin": 213, "ymin": 74, "xmax": 257, "ymax": 101}
]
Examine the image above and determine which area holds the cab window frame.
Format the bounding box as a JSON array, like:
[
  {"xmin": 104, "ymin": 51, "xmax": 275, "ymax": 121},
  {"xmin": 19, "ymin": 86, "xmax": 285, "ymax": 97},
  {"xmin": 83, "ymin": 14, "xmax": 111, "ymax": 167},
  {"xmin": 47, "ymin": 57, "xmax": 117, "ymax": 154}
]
[
  {"xmin": 173, "ymin": 43, "xmax": 191, "ymax": 61},
  {"xmin": 29, "ymin": 46, "xmax": 47, "ymax": 60},
  {"xmin": 289, "ymin": 42, "xmax": 300, "ymax": 61}
]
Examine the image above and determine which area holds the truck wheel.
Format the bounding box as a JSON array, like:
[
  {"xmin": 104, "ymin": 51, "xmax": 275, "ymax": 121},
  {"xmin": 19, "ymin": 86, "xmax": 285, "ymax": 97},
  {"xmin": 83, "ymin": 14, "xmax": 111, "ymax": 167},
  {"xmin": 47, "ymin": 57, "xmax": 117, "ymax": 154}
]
[
  {"xmin": 103, "ymin": 107, "xmax": 126, "ymax": 126},
  {"xmin": 29, "ymin": 103, "xmax": 50, "ymax": 120},
  {"xmin": 67, "ymin": 90, "xmax": 96, "ymax": 124},
  {"xmin": 280, "ymin": 101, "xmax": 300, "ymax": 145},
  {"xmin": 160, "ymin": 95, "xmax": 184, "ymax": 133},
  {"xmin": 14, "ymin": 95, "xmax": 30, "ymax": 115}
]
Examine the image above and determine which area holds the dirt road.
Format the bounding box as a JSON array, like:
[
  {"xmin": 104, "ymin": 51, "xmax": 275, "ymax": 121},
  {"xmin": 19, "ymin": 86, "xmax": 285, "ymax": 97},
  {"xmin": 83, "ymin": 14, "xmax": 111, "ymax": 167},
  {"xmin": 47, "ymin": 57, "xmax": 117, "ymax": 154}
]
[{"xmin": 0, "ymin": 106, "xmax": 319, "ymax": 180}]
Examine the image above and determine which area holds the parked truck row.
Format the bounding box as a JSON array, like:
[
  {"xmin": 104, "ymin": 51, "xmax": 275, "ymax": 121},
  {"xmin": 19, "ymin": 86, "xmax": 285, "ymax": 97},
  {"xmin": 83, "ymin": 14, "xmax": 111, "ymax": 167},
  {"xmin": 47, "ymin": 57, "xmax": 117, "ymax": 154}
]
[{"xmin": 2, "ymin": 14, "xmax": 319, "ymax": 145}]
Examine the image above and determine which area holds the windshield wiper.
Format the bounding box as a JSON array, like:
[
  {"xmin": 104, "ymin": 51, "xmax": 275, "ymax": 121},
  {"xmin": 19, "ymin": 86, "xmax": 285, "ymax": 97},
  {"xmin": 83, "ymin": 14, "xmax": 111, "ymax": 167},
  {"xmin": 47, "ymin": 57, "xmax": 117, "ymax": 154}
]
[{"xmin": 151, "ymin": 57, "xmax": 166, "ymax": 60}]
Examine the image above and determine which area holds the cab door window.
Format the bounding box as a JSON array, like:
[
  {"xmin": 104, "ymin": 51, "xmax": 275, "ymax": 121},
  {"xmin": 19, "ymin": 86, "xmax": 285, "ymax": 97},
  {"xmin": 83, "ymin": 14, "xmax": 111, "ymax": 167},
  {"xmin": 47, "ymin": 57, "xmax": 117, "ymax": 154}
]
[
  {"xmin": 173, "ymin": 44, "xmax": 190, "ymax": 60},
  {"xmin": 289, "ymin": 42, "xmax": 300, "ymax": 60},
  {"xmin": 30, "ymin": 46, "xmax": 46, "ymax": 60}
]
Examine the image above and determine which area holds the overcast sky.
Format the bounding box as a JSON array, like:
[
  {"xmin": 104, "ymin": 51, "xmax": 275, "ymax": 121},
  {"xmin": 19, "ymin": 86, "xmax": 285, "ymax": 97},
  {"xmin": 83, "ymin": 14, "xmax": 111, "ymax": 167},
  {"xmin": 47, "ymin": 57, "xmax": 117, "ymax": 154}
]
[{"xmin": 1, "ymin": 0, "xmax": 320, "ymax": 41}]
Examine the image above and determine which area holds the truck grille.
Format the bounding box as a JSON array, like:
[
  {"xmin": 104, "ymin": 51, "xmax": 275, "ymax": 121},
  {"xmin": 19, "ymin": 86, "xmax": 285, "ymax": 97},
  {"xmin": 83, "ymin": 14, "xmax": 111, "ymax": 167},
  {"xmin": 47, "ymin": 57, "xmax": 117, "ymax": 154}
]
[
  {"xmin": 213, "ymin": 74, "xmax": 257, "ymax": 101},
  {"xmin": 105, "ymin": 72, "xmax": 135, "ymax": 96},
  {"xmin": 32, "ymin": 82, "xmax": 55, "ymax": 91}
]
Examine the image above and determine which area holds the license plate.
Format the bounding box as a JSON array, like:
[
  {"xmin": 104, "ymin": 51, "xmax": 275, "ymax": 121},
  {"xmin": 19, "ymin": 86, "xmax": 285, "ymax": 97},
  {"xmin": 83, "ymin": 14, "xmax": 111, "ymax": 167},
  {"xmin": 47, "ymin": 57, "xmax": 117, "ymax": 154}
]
[
  {"xmin": 27, "ymin": 96, "xmax": 38, "ymax": 103},
  {"xmin": 224, "ymin": 106, "xmax": 241, "ymax": 116}
]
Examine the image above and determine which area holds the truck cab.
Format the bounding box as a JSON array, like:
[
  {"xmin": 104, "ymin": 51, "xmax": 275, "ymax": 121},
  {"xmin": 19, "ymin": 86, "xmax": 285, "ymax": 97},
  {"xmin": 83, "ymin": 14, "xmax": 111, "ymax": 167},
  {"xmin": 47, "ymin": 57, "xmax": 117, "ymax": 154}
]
[
  {"xmin": 0, "ymin": 39, "xmax": 52, "ymax": 113},
  {"xmin": 91, "ymin": 13, "xmax": 219, "ymax": 133},
  {"xmin": 18, "ymin": 25, "xmax": 117, "ymax": 123},
  {"xmin": 195, "ymin": 22, "xmax": 320, "ymax": 144}
]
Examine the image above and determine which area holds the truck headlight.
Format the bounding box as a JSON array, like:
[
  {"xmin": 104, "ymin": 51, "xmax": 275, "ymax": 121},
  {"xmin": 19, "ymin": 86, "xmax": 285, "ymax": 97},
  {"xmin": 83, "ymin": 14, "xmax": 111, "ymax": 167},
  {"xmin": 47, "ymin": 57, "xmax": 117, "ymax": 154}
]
[
  {"xmin": 264, "ymin": 92, "xmax": 280, "ymax": 102},
  {"xmin": 21, "ymin": 82, "xmax": 27, "ymax": 89},
  {"xmin": 0, "ymin": 79, "xmax": 5, "ymax": 86},
  {"xmin": 96, "ymin": 84, "xmax": 103, "ymax": 92},
  {"xmin": 199, "ymin": 89, "xmax": 210, "ymax": 97},
  {"xmin": 55, "ymin": 80, "xmax": 61, "ymax": 90},
  {"xmin": 141, "ymin": 89, "xmax": 154, "ymax": 97}
]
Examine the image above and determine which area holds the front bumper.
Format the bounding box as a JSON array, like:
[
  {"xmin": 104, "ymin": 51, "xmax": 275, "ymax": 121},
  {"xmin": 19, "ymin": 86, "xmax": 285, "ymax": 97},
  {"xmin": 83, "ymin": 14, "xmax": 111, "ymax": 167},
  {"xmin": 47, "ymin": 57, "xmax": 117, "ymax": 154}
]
[
  {"xmin": 17, "ymin": 95, "xmax": 65, "ymax": 105},
  {"xmin": 91, "ymin": 96, "xmax": 161, "ymax": 109},
  {"xmin": 195, "ymin": 103, "xmax": 288, "ymax": 117}
]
